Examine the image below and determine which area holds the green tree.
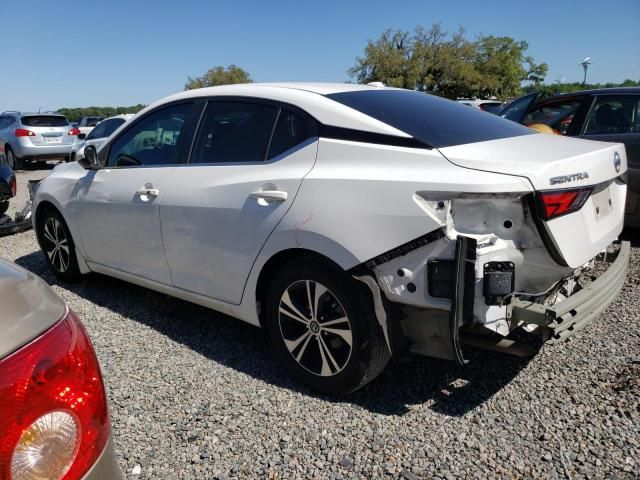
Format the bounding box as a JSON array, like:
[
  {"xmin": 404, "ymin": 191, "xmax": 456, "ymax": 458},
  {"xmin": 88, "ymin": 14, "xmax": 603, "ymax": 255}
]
[
  {"xmin": 348, "ymin": 29, "xmax": 417, "ymax": 89},
  {"xmin": 349, "ymin": 25, "xmax": 548, "ymax": 100},
  {"xmin": 473, "ymin": 36, "xmax": 548, "ymax": 99},
  {"xmin": 184, "ymin": 65, "xmax": 252, "ymax": 90},
  {"xmin": 57, "ymin": 104, "xmax": 146, "ymax": 122}
]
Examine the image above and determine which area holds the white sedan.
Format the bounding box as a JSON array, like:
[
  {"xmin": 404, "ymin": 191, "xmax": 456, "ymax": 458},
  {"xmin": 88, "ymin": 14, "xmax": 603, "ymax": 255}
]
[
  {"xmin": 32, "ymin": 83, "xmax": 629, "ymax": 394},
  {"xmin": 70, "ymin": 114, "xmax": 135, "ymax": 162}
]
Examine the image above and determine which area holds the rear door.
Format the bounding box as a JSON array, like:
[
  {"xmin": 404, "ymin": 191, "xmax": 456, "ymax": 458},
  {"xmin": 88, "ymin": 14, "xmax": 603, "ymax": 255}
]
[
  {"xmin": 580, "ymin": 93, "xmax": 640, "ymax": 222},
  {"xmin": 160, "ymin": 99, "xmax": 318, "ymax": 304},
  {"xmin": 580, "ymin": 93, "xmax": 640, "ymax": 163}
]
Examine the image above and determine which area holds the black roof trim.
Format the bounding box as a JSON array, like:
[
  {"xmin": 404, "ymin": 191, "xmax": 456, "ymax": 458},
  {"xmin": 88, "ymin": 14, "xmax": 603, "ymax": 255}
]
[{"xmin": 319, "ymin": 124, "xmax": 432, "ymax": 150}]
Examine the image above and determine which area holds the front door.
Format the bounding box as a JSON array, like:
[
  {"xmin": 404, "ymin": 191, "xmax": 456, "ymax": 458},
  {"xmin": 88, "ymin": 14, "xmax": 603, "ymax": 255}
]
[
  {"xmin": 75, "ymin": 102, "xmax": 196, "ymax": 284},
  {"xmin": 160, "ymin": 100, "xmax": 318, "ymax": 304}
]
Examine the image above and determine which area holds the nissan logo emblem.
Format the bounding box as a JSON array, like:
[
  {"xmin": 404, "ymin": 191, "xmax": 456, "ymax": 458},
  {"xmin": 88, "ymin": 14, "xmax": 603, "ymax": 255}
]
[{"xmin": 614, "ymin": 152, "xmax": 621, "ymax": 173}]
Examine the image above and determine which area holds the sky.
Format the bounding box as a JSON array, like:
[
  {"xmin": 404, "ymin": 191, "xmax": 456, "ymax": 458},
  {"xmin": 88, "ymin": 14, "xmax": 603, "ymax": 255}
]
[{"xmin": 1, "ymin": 0, "xmax": 638, "ymax": 111}]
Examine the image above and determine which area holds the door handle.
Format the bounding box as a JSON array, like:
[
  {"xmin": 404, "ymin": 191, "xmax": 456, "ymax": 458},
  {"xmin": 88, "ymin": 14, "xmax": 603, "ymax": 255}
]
[
  {"xmin": 250, "ymin": 190, "xmax": 288, "ymax": 203},
  {"xmin": 135, "ymin": 188, "xmax": 160, "ymax": 198}
]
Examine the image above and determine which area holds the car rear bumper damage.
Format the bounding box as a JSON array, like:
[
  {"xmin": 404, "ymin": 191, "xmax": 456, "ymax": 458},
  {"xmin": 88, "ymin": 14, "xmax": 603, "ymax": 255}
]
[
  {"xmin": 512, "ymin": 240, "xmax": 630, "ymax": 344},
  {"xmin": 361, "ymin": 230, "xmax": 629, "ymax": 363}
]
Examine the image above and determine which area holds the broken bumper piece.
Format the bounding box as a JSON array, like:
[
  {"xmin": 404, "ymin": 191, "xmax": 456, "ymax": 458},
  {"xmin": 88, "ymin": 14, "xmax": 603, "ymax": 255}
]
[{"xmin": 512, "ymin": 241, "xmax": 630, "ymax": 343}]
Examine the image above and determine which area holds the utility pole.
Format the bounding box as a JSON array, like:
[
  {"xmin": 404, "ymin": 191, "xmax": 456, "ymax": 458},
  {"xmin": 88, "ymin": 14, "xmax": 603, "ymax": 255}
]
[{"xmin": 581, "ymin": 57, "xmax": 592, "ymax": 86}]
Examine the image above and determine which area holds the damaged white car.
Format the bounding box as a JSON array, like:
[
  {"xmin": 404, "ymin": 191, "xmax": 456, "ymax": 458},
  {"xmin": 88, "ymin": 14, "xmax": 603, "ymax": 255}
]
[{"xmin": 32, "ymin": 83, "xmax": 630, "ymax": 394}]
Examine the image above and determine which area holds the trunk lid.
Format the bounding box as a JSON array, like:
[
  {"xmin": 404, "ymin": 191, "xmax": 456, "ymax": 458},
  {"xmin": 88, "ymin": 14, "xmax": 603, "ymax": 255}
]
[
  {"xmin": 439, "ymin": 134, "xmax": 627, "ymax": 268},
  {"xmin": 0, "ymin": 259, "xmax": 66, "ymax": 359},
  {"xmin": 20, "ymin": 115, "xmax": 75, "ymax": 146}
]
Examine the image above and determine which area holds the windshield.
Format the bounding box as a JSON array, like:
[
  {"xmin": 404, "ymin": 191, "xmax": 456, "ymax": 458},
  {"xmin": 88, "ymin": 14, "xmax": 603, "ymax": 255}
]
[
  {"xmin": 326, "ymin": 89, "xmax": 533, "ymax": 148},
  {"xmin": 21, "ymin": 115, "xmax": 69, "ymax": 127}
]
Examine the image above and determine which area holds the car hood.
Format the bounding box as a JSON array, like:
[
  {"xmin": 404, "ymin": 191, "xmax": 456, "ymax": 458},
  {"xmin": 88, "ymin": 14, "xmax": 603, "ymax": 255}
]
[{"xmin": 0, "ymin": 259, "xmax": 66, "ymax": 359}]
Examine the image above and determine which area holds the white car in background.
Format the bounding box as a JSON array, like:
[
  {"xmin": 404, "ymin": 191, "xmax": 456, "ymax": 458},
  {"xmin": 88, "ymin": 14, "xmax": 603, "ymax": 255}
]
[
  {"xmin": 32, "ymin": 83, "xmax": 629, "ymax": 394},
  {"xmin": 71, "ymin": 114, "xmax": 135, "ymax": 162},
  {"xmin": 457, "ymin": 98, "xmax": 504, "ymax": 112},
  {"xmin": 76, "ymin": 116, "xmax": 104, "ymax": 136}
]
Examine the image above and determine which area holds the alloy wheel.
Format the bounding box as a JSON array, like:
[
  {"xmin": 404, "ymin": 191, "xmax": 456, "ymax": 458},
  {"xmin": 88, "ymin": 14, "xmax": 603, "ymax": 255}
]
[
  {"xmin": 278, "ymin": 280, "xmax": 353, "ymax": 377},
  {"xmin": 42, "ymin": 217, "xmax": 70, "ymax": 273}
]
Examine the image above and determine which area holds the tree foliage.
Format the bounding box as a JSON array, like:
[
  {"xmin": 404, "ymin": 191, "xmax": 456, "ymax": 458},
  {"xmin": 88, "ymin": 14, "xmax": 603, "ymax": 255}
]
[
  {"xmin": 349, "ymin": 24, "xmax": 548, "ymax": 99},
  {"xmin": 57, "ymin": 105, "xmax": 146, "ymax": 122},
  {"xmin": 184, "ymin": 65, "xmax": 252, "ymax": 90}
]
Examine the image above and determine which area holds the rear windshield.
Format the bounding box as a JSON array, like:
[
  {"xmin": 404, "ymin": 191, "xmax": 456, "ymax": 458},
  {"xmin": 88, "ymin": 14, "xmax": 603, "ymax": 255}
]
[
  {"xmin": 21, "ymin": 115, "xmax": 69, "ymax": 127},
  {"xmin": 326, "ymin": 90, "xmax": 533, "ymax": 148}
]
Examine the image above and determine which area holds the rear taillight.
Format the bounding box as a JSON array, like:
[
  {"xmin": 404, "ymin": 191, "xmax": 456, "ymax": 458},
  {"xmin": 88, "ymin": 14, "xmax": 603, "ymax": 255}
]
[
  {"xmin": 537, "ymin": 188, "xmax": 592, "ymax": 220},
  {"xmin": 14, "ymin": 129, "xmax": 35, "ymax": 137},
  {"xmin": 0, "ymin": 310, "xmax": 110, "ymax": 480},
  {"xmin": 9, "ymin": 176, "xmax": 16, "ymax": 196},
  {"xmin": 68, "ymin": 128, "xmax": 81, "ymax": 136}
]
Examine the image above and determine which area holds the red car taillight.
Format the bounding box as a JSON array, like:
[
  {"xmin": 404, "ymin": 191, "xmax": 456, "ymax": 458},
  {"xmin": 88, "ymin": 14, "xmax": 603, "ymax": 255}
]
[
  {"xmin": 14, "ymin": 129, "xmax": 36, "ymax": 137},
  {"xmin": 68, "ymin": 128, "xmax": 81, "ymax": 136},
  {"xmin": 0, "ymin": 310, "xmax": 110, "ymax": 480},
  {"xmin": 9, "ymin": 176, "xmax": 16, "ymax": 196},
  {"xmin": 537, "ymin": 188, "xmax": 592, "ymax": 220}
]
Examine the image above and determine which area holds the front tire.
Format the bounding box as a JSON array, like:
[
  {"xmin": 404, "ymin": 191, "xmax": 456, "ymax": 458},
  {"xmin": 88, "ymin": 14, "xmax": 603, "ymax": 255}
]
[
  {"xmin": 36, "ymin": 208, "xmax": 82, "ymax": 281},
  {"xmin": 6, "ymin": 147, "xmax": 23, "ymax": 170},
  {"xmin": 265, "ymin": 257, "xmax": 389, "ymax": 395}
]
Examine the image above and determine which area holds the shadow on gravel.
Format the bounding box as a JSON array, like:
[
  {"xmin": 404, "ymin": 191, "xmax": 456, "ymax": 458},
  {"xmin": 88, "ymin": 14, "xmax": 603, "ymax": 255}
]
[{"xmin": 16, "ymin": 250, "xmax": 532, "ymax": 417}]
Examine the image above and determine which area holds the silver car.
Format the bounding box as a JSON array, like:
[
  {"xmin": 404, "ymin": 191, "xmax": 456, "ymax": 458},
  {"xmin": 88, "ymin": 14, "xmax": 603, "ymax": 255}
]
[
  {"xmin": 0, "ymin": 259, "xmax": 121, "ymax": 479},
  {"xmin": 0, "ymin": 111, "xmax": 79, "ymax": 169},
  {"xmin": 71, "ymin": 114, "xmax": 134, "ymax": 162}
]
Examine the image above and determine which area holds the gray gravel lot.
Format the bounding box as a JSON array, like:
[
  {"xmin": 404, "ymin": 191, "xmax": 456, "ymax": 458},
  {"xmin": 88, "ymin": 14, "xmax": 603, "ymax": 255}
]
[{"xmin": 2, "ymin": 169, "xmax": 639, "ymax": 479}]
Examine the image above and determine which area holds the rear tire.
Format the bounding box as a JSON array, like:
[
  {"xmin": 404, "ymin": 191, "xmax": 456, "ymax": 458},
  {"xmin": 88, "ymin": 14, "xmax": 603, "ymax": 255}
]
[
  {"xmin": 6, "ymin": 147, "xmax": 23, "ymax": 170},
  {"xmin": 265, "ymin": 256, "xmax": 390, "ymax": 395},
  {"xmin": 0, "ymin": 201, "xmax": 8, "ymax": 215},
  {"xmin": 36, "ymin": 208, "xmax": 82, "ymax": 281}
]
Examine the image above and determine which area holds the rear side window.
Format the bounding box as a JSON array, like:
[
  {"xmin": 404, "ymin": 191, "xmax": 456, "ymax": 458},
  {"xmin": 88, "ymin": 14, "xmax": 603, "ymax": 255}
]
[
  {"xmin": 267, "ymin": 110, "xmax": 308, "ymax": 159},
  {"xmin": 584, "ymin": 95, "xmax": 639, "ymax": 135},
  {"xmin": 327, "ymin": 90, "xmax": 533, "ymax": 148},
  {"xmin": 191, "ymin": 102, "xmax": 278, "ymax": 164},
  {"xmin": 21, "ymin": 116, "xmax": 69, "ymax": 127}
]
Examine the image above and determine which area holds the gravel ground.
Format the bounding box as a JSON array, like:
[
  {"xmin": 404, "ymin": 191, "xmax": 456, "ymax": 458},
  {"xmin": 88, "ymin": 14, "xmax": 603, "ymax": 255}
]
[{"xmin": 2, "ymin": 169, "xmax": 639, "ymax": 479}]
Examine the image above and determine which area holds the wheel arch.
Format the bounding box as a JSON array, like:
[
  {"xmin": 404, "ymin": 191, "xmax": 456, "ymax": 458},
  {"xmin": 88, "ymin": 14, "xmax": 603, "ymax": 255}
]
[
  {"xmin": 254, "ymin": 248, "xmax": 347, "ymax": 327},
  {"xmin": 33, "ymin": 198, "xmax": 91, "ymax": 274}
]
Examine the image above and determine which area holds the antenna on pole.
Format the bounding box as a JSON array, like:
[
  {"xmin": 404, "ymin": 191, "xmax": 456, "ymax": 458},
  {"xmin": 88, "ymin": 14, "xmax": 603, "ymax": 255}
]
[{"xmin": 581, "ymin": 57, "xmax": 592, "ymax": 86}]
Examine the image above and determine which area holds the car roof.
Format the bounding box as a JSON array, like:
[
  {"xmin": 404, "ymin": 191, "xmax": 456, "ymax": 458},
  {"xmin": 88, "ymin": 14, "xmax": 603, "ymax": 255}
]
[
  {"xmin": 139, "ymin": 82, "xmax": 412, "ymax": 137},
  {"xmin": 104, "ymin": 114, "xmax": 135, "ymax": 121},
  {"xmin": 542, "ymin": 87, "xmax": 640, "ymax": 102},
  {"xmin": 3, "ymin": 112, "xmax": 65, "ymax": 117}
]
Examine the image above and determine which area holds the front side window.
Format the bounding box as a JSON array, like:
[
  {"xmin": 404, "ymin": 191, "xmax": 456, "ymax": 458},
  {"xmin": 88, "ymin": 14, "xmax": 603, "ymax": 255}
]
[
  {"xmin": 584, "ymin": 95, "xmax": 638, "ymax": 135},
  {"xmin": 87, "ymin": 118, "xmax": 125, "ymax": 140},
  {"xmin": 523, "ymin": 100, "xmax": 582, "ymax": 135},
  {"xmin": 106, "ymin": 103, "xmax": 191, "ymax": 167},
  {"xmin": 191, "ymin": 102, "xmax": 277, "ymax": 164},
  {"xmin": 267, "ymin": 110, "xmax": 308, "ymax": 159}
]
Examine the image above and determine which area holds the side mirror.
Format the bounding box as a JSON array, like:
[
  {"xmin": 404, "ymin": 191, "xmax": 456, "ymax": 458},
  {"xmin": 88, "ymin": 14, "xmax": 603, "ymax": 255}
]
[
  {"xmin": 79, "ymin": 145, "xmax": 101, "ymax": 170},
  {"xmin": 77, "ymin": 133, "xmax": 86, "ymax": 140}
]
